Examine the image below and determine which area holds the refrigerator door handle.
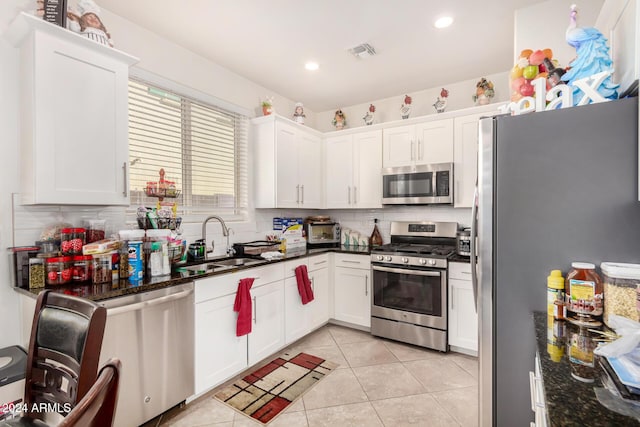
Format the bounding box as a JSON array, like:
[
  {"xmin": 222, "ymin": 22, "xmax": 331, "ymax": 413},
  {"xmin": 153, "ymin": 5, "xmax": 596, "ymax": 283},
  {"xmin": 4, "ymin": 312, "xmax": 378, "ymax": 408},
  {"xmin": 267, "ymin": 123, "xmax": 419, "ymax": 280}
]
[{"xmin": 470, "ymin": 184, "xmax": 479, "ymax": 312}]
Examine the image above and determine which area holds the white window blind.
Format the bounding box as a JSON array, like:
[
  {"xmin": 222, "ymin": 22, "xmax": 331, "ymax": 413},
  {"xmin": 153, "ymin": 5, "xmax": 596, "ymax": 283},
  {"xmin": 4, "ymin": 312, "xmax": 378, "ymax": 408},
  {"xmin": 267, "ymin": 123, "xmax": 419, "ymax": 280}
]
[{"xmin": 128, "ymin": 78, "xmax": 248, "ymax": 219}]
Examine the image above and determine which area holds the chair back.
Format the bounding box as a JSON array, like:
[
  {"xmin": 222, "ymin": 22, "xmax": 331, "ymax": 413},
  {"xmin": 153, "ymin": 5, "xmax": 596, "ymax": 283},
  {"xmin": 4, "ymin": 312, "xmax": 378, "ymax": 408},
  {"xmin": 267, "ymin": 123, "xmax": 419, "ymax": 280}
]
[
  {"xmin": 24, "ymin": 290, "xmax": 107, "ymax": 417},
  {"xmin": 58, "ymin": 358, "xmax": 121, "ymax": 427}
]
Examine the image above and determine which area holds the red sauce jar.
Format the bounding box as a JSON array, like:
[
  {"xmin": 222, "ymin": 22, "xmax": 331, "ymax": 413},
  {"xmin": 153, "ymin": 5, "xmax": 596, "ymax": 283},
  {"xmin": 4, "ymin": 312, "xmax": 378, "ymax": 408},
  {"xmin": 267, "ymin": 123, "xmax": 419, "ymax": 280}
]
[{"xmin": 565, "ymin": 262, "xmax": 603, "ymax": 326}]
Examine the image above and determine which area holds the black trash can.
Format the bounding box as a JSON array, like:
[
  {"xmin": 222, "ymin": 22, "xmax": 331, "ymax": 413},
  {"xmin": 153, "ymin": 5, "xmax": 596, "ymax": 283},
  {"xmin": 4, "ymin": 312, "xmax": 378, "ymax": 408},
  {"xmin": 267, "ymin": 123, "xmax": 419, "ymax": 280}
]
[{"xmin": 0, "ymin": 346, "xmax": 27, "ymax": 420}]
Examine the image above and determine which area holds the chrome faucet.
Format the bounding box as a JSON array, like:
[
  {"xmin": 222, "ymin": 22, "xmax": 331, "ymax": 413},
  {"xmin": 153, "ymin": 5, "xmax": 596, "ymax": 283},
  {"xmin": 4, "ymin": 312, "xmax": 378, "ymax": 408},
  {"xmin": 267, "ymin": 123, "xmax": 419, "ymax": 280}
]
[{"xmin": 201, "ymin": 215, "xmax": 232, "ymax": 257}]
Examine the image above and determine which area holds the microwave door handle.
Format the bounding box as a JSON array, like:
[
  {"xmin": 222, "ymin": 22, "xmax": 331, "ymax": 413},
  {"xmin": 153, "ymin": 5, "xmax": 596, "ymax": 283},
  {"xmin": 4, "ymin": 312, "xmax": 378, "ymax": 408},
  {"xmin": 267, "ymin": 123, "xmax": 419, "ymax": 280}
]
[{"xmin": 471, "ymin": 184, "xmax": 479, "ymax": 313}]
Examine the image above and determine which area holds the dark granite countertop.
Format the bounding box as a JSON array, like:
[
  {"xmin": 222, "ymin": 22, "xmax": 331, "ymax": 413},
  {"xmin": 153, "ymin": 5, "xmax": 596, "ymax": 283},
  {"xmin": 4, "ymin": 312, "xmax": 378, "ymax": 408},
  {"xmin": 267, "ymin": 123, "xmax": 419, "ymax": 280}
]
[
  {"xmin": 14, "ymin": 245, "xmax": 371, "ymax": 302},
  {"xmin": 448, "ymin": 254, "xmax": 471, "ymax": 264},
  {"xmin": 533, "ymin": 311, "xmax": 640, "ymax": 426}
]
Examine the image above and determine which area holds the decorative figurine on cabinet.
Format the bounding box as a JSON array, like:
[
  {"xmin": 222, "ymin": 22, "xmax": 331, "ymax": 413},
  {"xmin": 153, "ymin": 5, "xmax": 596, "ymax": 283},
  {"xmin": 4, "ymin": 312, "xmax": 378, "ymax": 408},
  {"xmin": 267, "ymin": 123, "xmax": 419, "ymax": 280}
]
[
  {"xmin": 66, "ymin": 0, "xmax": 113, "ymax": 47},
  {"xmin": 293, "ymin": 102, "xmax": 305, "ymax": 124},
  {"xmin": 261, "ymin": 96, "xmax": 274, "ymax": 116},
  {"xmin": 363, "ymin": 104, "xmax": 375, "ymax": 125},
  {"xmin": 473, "ymin": 78, "xmax": 495, "ymax": 105},
  {"xmin": 400, "ymin": 95, "xmax": 412, "ymax": 119},
  {"xmin": 332, "ymin": 109, "xmax": 346, "ymax": 130},
  {"xmin": 433, "ymin": 88, "xmax": 449, "ymax": 113}
]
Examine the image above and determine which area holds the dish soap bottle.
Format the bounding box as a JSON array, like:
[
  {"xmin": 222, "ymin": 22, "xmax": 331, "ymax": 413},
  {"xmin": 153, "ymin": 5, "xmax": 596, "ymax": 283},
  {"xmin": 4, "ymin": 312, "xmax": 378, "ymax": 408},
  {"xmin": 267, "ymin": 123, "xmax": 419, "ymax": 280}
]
[{"xmin": 369, "ymin": 219, "xmax": 383, "ymax": 247}]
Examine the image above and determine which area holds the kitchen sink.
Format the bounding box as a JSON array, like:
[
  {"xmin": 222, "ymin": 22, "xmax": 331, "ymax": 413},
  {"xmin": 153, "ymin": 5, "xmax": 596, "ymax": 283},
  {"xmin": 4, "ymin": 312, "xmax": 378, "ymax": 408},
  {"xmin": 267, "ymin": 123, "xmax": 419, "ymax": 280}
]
[
  {"xmin": 184, "ymin": 263, "xmax": 230, "ymax": 273},
  {"xmin": 211, "ymin": 257, "xmax": 265, "ymax": 267}
]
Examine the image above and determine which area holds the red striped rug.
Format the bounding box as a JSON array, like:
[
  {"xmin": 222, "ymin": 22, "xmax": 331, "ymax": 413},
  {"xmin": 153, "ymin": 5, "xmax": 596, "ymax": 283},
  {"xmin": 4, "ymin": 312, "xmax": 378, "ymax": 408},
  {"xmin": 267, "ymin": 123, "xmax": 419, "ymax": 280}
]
[{"xmin": 214, "ymin": 351, "xmax": 338, "ymax": 424}]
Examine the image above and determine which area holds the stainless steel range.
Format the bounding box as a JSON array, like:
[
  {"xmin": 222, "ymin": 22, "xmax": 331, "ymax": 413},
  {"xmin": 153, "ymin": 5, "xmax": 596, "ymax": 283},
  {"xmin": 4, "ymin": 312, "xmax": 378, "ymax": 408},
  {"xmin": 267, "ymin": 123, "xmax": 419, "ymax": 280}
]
[{"xmin": 370, "ymin": 221, "xmax": 458, "ymax": 352}]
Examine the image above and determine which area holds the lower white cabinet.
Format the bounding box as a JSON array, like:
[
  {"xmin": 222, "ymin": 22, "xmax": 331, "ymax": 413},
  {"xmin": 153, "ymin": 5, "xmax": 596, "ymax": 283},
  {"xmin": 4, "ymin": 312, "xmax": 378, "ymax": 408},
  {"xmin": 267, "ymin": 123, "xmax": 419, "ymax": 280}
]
[
  {"xmin": 333, "ymin": 253, "xmax": 371, "ymax": 328},
  {"xmin": 284, "ymin": 254, "xmax": 330, "ymax": 344},
  {"xmin": 529, "ymin": 353, "xmax": 548, "ymax": 427},
  {"xmin": 448, "ymin": 262, "xmax": 478, "ymax": 354},
  {"xmin": 248, "ymin": 280, "xmax": 285, "ymax": 365}
]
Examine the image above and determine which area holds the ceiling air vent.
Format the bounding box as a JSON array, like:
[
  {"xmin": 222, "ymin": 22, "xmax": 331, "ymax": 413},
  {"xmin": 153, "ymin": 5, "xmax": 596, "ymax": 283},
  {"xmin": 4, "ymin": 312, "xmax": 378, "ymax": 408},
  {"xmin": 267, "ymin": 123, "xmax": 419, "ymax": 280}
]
[{"xmin": 348, "ymin": 43, "xmax": 376, "ymax": 59}]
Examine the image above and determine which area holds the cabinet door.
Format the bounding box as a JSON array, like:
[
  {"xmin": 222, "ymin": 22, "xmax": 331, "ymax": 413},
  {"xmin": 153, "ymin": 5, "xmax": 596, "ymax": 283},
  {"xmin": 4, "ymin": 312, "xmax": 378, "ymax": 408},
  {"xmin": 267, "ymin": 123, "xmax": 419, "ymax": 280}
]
[
  {"xmin": 354, "ymin": 129, "xmax": 383, "ymax": 208},
  {"xmin": 284, "ymin": 276, "xmax": 310, "ymax": 344},
  {"xmin": 454, "ymin": 113, "xmax": 483, "ymax": 208},
  {"xmin": 448, "ymin": 278, "xmax": 478, "ymax": 353},
  {"xmin": 415, "ymin": 119, "xmax": 454, "ymax": 165},
  {"xmin": 28, "ymin": 32, "xmax": 131, "ymax": 205},
  {"xmin": 195, "ymin": 293, "xmax": 247, "ymax": 394},
  {"xmin": 325, "ymin": 134, "xmax": 354, "ymax": 208},
  {"xmin": 275, "ymin": 122, "xmax": 299, "ymax": 208},
  {"xmin": 309, "ymin": 266, "xmax": 330, "ymax": 330},
  {"xmin": 382, "ymin": 125, "xmax": 414, "ymax": 167},
  {"xmin": 248, "ymin": 281, "xmax": 285, "ymax": 365},
  {"xmin": 334, "ymin": 267, "xmax": 371, "ymax": 328},
  {"xmin": 298, "ymin": 131, "xmax": 323, "ymax": 208}
]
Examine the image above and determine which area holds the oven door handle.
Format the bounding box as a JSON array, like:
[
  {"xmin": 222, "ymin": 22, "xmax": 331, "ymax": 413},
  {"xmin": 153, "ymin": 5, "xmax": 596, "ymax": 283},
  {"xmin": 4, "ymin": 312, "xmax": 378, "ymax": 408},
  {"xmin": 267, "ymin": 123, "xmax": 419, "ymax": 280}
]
[{"xmin": 372, "ymin": 265, "xmax": 442, "ymax": 277}]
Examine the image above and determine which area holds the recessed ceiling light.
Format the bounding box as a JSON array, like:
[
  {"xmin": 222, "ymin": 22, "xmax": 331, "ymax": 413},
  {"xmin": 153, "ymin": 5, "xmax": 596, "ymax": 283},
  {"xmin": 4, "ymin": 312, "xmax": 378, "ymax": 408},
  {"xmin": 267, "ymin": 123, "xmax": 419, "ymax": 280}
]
[
  {"xmin": 305, "ymin": 61, "xmax": 319, "ymax": 71},
  {"xmin": 434, "ymin": 16, "xmax": 454, "ymax": 29}
]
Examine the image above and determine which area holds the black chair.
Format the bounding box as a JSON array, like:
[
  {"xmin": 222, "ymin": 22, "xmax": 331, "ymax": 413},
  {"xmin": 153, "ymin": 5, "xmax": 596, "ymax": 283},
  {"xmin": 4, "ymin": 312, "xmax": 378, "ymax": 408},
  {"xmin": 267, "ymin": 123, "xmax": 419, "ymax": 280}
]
[{"xmin": 0, "ymin": 290, "xmax": 107, "ymax": 426}]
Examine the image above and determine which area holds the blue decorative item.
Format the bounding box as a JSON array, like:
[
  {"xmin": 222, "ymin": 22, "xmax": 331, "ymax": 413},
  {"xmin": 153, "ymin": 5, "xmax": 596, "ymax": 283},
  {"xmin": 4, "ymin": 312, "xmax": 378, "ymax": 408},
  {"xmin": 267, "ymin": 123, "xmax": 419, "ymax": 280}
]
[{"xmin": 562, "ymin": 4, "xmax": 618, "ymax": 105}]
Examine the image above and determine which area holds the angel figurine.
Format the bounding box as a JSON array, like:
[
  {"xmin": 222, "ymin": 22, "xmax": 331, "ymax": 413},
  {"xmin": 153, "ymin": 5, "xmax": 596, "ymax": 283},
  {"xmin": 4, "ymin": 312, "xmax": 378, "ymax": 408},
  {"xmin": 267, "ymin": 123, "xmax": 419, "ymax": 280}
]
[
  {"xmin": 363, "ymin": 104, "xmax": 375, "ymax": 125},
  {"xmin": 433, "ymin": 88, "xmax": 449, "ymax": 113},
  {"xmin": 293, "ymin": 102, "xmax": 305, "ymax": 124},
  {"xmin": 400, "ymin": 95, "xmax": 412, "ymax": 119},
  {"xmin": 332, "ymin": 109, "xmax": 346, "ymax": 130}
]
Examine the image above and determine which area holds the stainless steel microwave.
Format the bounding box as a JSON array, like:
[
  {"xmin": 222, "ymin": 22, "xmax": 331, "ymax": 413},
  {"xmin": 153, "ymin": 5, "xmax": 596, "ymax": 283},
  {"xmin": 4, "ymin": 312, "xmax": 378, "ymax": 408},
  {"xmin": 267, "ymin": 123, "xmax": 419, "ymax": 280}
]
[{"xmin": 382, "ymin": 162, "xmax": 453, "ymax": 205}]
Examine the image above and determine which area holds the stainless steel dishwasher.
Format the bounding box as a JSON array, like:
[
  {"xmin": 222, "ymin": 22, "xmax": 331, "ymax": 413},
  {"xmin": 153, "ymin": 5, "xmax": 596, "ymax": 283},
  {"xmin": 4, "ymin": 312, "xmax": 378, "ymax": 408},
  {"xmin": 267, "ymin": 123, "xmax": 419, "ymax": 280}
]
[{"xmin": 99, "ymin": 282, "xmax": 194, "ymax": 427}]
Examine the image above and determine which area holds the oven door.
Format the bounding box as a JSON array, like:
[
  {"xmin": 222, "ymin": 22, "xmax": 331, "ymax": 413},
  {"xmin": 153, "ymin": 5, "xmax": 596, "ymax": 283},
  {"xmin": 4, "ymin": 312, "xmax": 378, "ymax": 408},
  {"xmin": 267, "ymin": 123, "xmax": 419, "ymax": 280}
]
[{"xmin": 371, "ymin": 264, "xmax": 447, "ymax": 330}]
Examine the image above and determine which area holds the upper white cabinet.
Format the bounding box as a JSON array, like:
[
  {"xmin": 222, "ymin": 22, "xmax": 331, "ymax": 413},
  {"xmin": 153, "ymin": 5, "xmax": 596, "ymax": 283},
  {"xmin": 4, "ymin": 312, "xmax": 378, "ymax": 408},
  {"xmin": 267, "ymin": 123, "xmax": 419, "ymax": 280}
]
[
  {"xmin": 382, "ymin": 119, "xmax": 454, "ymax": 168},
  {"xmin": 325, "ymin": 129, "xmax": 382, "ymax": 209},
  {"xmin": 6, "ymin": 13, "xmax": 138, "ymax": 205},
  {"xmin": 453, "ymin": 113, "xmax": 483, "ymax": 208},
  {"xmin": 253, "ymin": 115, "xmax": 323, "ymax": 208}
]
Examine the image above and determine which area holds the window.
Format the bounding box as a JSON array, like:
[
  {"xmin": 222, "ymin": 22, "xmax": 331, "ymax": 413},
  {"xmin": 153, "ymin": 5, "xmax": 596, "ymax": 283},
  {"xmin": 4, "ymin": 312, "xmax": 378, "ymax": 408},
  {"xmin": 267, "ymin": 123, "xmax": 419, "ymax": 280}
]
[{"xmin": 128, "ymin": 78, "xmax": 249, "ymax": 219}]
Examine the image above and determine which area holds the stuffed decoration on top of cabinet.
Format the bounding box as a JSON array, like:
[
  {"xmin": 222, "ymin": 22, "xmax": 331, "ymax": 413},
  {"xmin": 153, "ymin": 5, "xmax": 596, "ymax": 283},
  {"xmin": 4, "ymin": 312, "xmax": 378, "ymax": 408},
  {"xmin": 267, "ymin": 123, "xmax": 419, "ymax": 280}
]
[
  {"xmin": 400, "ymin": 95, "xmax": 412, "ymax": 119},
  {"xmin": 433, "ymin": 88, "xmax": 448, "ymax": 113},
  {"xmin": 363, "ymin": 104, "xmax": 375, "ymax": 125},
  {"xmin": 472, "ymin": 78, "xmax": 495, "ymax": 105},
  {"xmin": 293, "ymin": 102, "xmax": 305, "ymax": 124},
  {"xmin": 332, "ymin": 109, "xmax": 346, "ymax": 130}
]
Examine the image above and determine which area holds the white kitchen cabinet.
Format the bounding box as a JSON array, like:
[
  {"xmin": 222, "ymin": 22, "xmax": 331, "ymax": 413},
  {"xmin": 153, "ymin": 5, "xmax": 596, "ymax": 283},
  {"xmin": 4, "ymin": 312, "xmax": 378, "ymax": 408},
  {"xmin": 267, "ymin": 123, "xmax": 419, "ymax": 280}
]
[
  {"xmin": 453, "ymin": 113, "xmax": 484, "ymax": 208},
  {"xmin": 308, "ymin": 254, "xmax": 330, "ymax": 330},
  {"xmin": 448, "ymin": 262, "xmax": 478, "ymax": 354},
  {"xmin": 382, "ymin": 119, "xmax": 454, "ymax": 168},
  {"xmin": 248, "ymin": 280, "xmax": 285, "ymax": 365},
  {"xmin": 325, "ymin": 130, "xmax": 382, "ymax": 208},
  {"xmin": 195, "ymin": 291, "xmax": 248, "ymax": 395},
  {"xmin": 333, "ymin": 253, "xmax": 371, "ymax": 328},
  {"xmin": 253, "ymin": 115, "xmax": 323, "ymax": 208},
  {"xmin": 6, "ymin": 13, "xmax": 138, "ymax": 205}
]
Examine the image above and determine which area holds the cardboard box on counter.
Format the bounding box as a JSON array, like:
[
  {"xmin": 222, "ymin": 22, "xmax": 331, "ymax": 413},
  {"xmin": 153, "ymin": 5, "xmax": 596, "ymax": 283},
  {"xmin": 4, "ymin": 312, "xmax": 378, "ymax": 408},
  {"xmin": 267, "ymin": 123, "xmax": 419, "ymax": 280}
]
[{"xmin": 273, "ymin": 217, "xmax": 303, "ymax": 231}]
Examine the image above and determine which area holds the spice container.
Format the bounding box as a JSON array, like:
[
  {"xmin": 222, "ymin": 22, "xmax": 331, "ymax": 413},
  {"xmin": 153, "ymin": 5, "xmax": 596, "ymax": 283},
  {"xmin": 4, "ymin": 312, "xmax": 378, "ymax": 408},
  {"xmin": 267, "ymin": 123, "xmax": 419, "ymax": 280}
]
[
  {"xmin": 45, "ymin": 256, "xmax": 73, "ymax": 285},
  {"xmin": 60, "ymin": 228, "xmax": 86, "ymax": 255},
  {"xmin": 565, "ymin": 262, "xmax": 603, "ymax": 326},
  {"xmin": 600, "ymin": 262, "xmax": 640, "ymax": 327},
  {"xmin": 84, "ymin": 219, "xmax": 106, "ymax": 243},
  {"xmin": 547, "ymin": 269, "xmax": 566, "ymax": 320},
  {"xmin": 28, "ymin": 257, "xmax": 45, "ymax": 289},
  {"xmin": 72, "ymin": 255, "xmax": 93, "ymax": 283},
  {"xmin": 92, "ymin": 254, "xmax": 112, "ymax": 284}
]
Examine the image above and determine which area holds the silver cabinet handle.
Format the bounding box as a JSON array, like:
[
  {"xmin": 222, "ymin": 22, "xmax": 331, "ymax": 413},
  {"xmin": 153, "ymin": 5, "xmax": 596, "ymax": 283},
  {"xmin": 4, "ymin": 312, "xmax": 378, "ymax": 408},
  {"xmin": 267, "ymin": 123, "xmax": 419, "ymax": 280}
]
[
  {"xmin": 418, "ymin": 139, "xmax": 422, "ymax": 160},
  {"xmin": 348, "ymin": 186, "xmax": 351, "ymax": 204},
  {"xmin": 451, "ymin": 288, "xmax": 454, "ymax": 310},
  {"xmin": 106, "ymin": 288, "xmax": 193, "ymax": 316},
  {"xmin": 296, "ymin": 185, "xmax": 300, "ymax": 203},
  {"xmin": 354, "ymin": 187, "xmax": 357, "ymax": 204},
  {"xmin": 410, "ymin": 140, "xmax": 415, "ymax": 160},
  {"xmin": 253, "ymin": 296, "xmax": 257, "ymax": 324},
  {"xmin": 365, "ymin": 275, "xmax": 368, "ymax": 296},
  {"xmin": 301, "ymin": 185, "xmax": 304, "ymax": 204},
  {"xmin": 312, "ymin": 260, "xmax": 327, "ymax": 266},
  {"xmin": 342, "ymin": 260, "xmax": 361, "ymax": 265},
  {"xmin": 122, "ymin": 162, "xmax": 128, "ymax": 197},
  {"xmin": 311, "ymin": 277, "xmax": 315, "ymax": 292}
]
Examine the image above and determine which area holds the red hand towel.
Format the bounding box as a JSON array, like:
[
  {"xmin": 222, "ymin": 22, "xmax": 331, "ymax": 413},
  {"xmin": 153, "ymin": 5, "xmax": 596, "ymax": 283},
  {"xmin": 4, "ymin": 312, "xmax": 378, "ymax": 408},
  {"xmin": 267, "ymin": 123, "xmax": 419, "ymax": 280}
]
[
  {"xmin": 295, "ymin": 265, "xmax": 314, "ymax": 305},
  {"xmin": 233, "ymin": 278, "xmax": 254, "ymax": 336}
]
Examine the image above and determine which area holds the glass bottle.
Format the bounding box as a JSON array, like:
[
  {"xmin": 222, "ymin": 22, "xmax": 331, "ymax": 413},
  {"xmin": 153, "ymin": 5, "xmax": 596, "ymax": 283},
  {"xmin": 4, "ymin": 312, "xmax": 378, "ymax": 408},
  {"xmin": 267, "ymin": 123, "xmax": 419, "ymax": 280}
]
[
  {"xmin": 369, "ymin": 218, "xmax": 383, "ymax": 247},
  {"xmin": 565, "ymin": 262, "xmax": 603, "ymax": 326}
]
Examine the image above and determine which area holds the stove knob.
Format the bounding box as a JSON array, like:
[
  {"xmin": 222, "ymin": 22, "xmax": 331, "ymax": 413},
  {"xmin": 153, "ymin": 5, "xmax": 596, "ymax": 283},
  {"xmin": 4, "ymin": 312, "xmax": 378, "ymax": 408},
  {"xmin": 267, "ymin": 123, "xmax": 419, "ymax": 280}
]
[
  {"xmin": 419, "ymin": 259, "xmax": 427, "ymax": 265},
  {"xmin": 385, "ymin": 256, "xmax": 392, "ymax": 262},
  {"xmin": 401, "ymin": 257, "xmax": 409, "ymax": 264},
  {"xmin": 376, "ymin": 255, "xmax": 384, "ymax": 261},
  {"xmin": 428, "ymin": 259, "xmax": 436, "ymax": 266}
]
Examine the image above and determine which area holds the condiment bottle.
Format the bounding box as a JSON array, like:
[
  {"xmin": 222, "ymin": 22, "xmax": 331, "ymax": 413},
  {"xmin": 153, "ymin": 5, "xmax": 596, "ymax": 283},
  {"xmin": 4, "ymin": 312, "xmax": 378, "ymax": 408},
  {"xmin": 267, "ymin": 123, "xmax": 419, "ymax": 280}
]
[
  {"xmin": 547, "ymin": 269, "xmax": 566, "ymax": 320},
  {"xmin": 565, "ymin": 262, "xmax": 603, "ymax": 325}
]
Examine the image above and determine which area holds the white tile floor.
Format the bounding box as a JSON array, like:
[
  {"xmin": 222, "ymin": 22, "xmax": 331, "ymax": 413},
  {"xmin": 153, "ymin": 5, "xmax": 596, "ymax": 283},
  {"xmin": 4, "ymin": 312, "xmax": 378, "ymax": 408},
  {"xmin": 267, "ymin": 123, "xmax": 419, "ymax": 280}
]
[{"xmin": 153, "ymin": 325, "xmax": 478, "ymax": 426}]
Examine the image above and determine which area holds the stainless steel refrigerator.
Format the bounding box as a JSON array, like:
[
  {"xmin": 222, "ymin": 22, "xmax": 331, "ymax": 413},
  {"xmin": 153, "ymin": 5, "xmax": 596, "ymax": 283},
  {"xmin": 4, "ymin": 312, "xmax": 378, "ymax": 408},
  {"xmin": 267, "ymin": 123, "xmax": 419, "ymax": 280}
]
[{"xmin": 473, "ymin": 97, "xmax": 640, "ymax": 426}]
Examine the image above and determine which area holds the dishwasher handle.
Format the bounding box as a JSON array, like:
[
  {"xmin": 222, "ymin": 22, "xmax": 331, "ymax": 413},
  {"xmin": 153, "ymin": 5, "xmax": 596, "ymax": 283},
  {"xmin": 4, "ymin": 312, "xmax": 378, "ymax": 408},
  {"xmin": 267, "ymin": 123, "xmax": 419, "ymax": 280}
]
[{"xmin": 106, "ymin": 287, "xmax": 194, "ymax": 316}]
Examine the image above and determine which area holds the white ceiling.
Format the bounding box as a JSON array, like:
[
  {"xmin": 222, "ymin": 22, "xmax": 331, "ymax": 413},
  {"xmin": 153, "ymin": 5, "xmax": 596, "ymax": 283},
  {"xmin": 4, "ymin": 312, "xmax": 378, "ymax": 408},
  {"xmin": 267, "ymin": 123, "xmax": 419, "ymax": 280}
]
[{"xmin": 98, "ymin": 0, "xmax": 576, "ymax": 112}]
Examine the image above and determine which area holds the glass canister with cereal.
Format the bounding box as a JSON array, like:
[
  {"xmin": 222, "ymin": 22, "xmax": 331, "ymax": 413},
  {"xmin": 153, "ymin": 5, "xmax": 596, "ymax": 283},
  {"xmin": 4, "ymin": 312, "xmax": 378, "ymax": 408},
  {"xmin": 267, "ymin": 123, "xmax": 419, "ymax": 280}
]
[{"xmin": 601, "ymin": 262, "xmax": 640, "ymax": 327}]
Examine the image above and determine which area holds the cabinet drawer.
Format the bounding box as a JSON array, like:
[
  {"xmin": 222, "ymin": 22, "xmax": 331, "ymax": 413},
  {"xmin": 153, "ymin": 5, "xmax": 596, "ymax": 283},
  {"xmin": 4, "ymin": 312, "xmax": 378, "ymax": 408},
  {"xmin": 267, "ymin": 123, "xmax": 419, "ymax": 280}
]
[
  {"xmin": 307, "ymin": 254, "xmax": 329, "ymax": 271},
  {"xmin": 248, "ymin": 263, "xmax": 284, "ymax": 288},
  {"xmin": 334, "ymin": 253, "xmax": 370, "ymax": 270},
  {"xmin": 283, "ymin": 258, "xmax": 307, "ymax": 278},
  {"xmin": 195, "ymin": 271, "xmax": 242, "ymax": 303},
  {"xmin": 449, "ymin": 262, "xmax": 472, "ymax": 280}
]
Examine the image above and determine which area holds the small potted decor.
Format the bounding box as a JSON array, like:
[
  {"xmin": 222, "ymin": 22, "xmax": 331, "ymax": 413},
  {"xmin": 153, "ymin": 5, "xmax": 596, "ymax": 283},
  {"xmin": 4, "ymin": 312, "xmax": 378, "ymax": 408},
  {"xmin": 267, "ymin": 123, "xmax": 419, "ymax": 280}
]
[
  {"xmin": 332, "ymin": 109, "xmax": 346, "ymax": 130},
  {"xmin": 261, "ymin": 97, "xmax": 274, "ymax": 116},
  {"xmin": 363, "ymin": 104, "xmax": 375, "ymax": 125},
  {"xmin": 473, "ymin": 78, "xmax": 495, "ymax": 105}
]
